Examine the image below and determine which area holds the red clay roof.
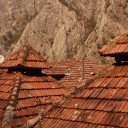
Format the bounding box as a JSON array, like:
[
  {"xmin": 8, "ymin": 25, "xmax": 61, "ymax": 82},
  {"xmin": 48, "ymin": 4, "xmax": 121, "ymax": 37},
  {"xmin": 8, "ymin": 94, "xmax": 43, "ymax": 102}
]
[
  {"xmin": 0, "ymin": 72, "xmax": 66, "ymax": 128},
  {"xmin": 44, "ymin": 58, "xmax": 105, "ymax": 88},
  {"xmin": 39, "ymin": 63, "xmax": 128, "ymax": 128},
  {"xmin": 0, "ymin": 45, "xmax": 106, "ymax": 127},
  {"xmin": 43, "ymin": 66, "xmax": 68, "ymax": 75},
  {"xmin": 0, "ymin": 45, "xmax": 50, "ymax": 69},
  {"xmin": 0, "ymin": 45, "xmax": 69, "ymax": 127},
  {"xmin": 99, "ymin": 33, "xmax": 128, "ymax": 56}
]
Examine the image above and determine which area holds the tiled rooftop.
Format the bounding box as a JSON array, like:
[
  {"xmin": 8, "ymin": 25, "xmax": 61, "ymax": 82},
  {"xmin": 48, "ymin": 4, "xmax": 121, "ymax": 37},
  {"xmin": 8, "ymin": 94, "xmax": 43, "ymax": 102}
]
[
  {"xmin": 0, "ymin": 72, "xmax": 67, "ymax": 128},
  {"xmin": 0, "ymin": 45, "xmax": 68, "ymax": 128},
  {"xmin": 99, "ymin": 33, "xmax": 128, "ymax": 56},
  {"xmin": 0, "ymin": 45, "xmax": 105, "ymax": 128},
  {"xmin": 43, "ymin": 58, "xmax": 104, "ymax": 88},
  {"xmin": 37, "ymin": 33, "xmax": 128, "ymax": 128},
  {"xmin": 39, "ymin": 62, "xmax": 128, "ymax": 128},
  {"xmin": 0, "ymin": 45, "xmax": 50, "ymax": 69}
]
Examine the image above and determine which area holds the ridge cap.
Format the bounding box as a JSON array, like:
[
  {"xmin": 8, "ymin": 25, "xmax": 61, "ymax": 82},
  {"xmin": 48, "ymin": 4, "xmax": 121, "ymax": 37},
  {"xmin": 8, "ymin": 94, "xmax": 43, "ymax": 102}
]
[{"xmin": 2, "ymin": 74, "xmax": 22, "ymax": 128}]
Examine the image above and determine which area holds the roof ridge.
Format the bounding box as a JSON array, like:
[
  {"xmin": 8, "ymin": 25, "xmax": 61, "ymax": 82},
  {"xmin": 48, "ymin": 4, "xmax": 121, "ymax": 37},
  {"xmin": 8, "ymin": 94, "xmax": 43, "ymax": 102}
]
[
  {"xmin": 79, "ymin": 59, "xmax": 84, "ymax": 82},
  {"xmin": 0, "ymin": 45, "xmax": 50, "ymax": 69},
  {"xmin": 2, "ymin": 73, "xmax": 22, "ymax": 128},
  {"xmin": 16, "ymin": 46, "xmax": 28, "ymax": 65}
]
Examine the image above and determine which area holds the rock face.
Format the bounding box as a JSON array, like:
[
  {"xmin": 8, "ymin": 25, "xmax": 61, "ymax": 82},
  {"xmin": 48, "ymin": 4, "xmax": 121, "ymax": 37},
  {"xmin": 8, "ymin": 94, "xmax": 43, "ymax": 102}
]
[{"xmin": 0, "ymin": 0, "xmax": 128, "ymax": 63}]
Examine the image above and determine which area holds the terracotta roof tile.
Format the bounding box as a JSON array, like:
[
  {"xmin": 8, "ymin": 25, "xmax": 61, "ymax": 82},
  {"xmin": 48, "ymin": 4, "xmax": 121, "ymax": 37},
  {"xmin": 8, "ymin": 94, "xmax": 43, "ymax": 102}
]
[
  {"xmin": 43, "ymin": 58, "xmax": 105, "ymax": 89},
  {"xmin": 15, "ymin": 107, "xmax": 39, "ymax": 117},
  {"xmin": 99, "ymin": 33, "xmax": 128, "ymax": 56},
  {"xmin": 0, "ymin": 45, "xmax": 50, "ymax": 69},
  {"xmin": 0, "ymin": 45, "xmax": 106, "ymax": 127},
  {"xmin": 39, "ymin": 63, "xmax": 128, "ymax": 128},
  {"xmin": 13, "ymin": 115, "xmax": 36, "ymax": 127},
  {"xmin": 0, "ymin": 72, "xmax": 67, "ymax": 128},
  {"xmin": 22, "ymin": 76, "xmax": 55, "ymax": 82}
]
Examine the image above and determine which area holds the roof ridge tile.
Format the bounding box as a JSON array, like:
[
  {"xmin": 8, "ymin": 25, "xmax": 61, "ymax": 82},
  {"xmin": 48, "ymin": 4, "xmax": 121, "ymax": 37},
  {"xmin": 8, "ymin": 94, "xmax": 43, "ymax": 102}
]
[{"xmin": 2, "ymin": 74, "xmax": 21, "ymax": 128}]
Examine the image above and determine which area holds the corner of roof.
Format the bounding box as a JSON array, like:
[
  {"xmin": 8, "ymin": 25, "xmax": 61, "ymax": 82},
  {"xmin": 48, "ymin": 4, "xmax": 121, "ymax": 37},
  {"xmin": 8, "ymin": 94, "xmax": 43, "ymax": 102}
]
[{"xmin": 98, "ymin": 32, "xmax": 128, "ymax": 57}]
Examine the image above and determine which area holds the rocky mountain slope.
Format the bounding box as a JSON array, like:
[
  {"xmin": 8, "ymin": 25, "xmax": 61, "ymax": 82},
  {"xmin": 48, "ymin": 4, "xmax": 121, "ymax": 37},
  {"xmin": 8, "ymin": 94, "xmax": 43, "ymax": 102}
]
[{"xmin": 0, "ymin": 0, "xmax": 128, "ymax": 63}]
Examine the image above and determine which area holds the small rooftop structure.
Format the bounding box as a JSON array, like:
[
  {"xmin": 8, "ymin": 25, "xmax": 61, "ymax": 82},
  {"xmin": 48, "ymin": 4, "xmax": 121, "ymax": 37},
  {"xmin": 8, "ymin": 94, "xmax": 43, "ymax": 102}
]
[
  {"xmin": 99, "ymin": 33, "xmax": 128, "ymax": 63},
  {"xmin": 0, "ymin": 45, "xmax": 50, "ymax": 69}
]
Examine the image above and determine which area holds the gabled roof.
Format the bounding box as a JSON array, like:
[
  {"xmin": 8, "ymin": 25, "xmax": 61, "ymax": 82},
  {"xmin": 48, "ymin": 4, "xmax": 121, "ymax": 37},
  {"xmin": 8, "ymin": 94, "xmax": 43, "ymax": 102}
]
[
  {"xmin": 99, "ymin": 33, "xmax": 128, "ymax": 56},
  {"xmin": 43, "ymin": 58, "xmax": 105, "ymax": 88},
  {"xmin": 0, "ymin": 45, "xmax": 50, "ymax": 69},
  {"xmin": 39, "ymin": 63, "xmax": 128, "ymax": 128},
  {"xmin": 0, "ymin": 72, "xmax": 67, "ymax": 128}
]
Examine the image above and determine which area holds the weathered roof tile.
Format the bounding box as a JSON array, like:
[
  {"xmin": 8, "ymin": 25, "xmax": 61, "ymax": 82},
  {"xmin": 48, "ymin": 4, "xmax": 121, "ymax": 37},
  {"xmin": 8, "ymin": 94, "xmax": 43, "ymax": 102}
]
[
  {"xmin": 43, "ymin": 58, "xmax": 105, "ymax": 89},
  {"xmin": 0, "ymin": 45, "xmax": 69, "ymax": 128},
  {"xmin": 99, "ymin": 33, "xmax": 128, "ymax": 56},
  {"xmin": 0, "ymin": 45, "xmax": 106, "ymax": 128},
  {"xmin": 39, "ymin": 62, "xmax": 128, "ymax": 128},
  {"xmin": 0, "ymin": 72, "xmax": 67, "ymax": 128},
  {"xmin": 0, "ymin": 45, "xmax": 50, "ymax": 69}
]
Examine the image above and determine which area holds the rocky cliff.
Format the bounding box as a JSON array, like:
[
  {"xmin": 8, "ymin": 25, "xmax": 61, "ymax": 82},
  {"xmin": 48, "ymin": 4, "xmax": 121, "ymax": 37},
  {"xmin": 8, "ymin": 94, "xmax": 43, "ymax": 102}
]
[{"xmin": 0, "ymin": 0, "xmax": 128, "ymax": 63}]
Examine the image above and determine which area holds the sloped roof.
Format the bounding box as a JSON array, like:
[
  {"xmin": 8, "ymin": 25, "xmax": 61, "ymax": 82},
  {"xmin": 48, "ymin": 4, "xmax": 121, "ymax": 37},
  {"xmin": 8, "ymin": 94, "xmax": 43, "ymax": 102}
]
[
  {"xmin": 0, "ymin": 45, "xmax": 50, "ymax": 69},
  {"xmin": 43, "ymin": 62, "xmax": 68, "ymax": 75},
  {"xmin": 39, "ymin": 63, "xmax": 128, "ymax": 128},
  {"xmin": 0, "ymin": 72, "xmax": 66, "ymax": 128},
  {"xmin": 99, "ymin": 33, "xmax": 128, "ymax": 56},
  {"xmin": 0, "ymin": 45, "xmax": 106, "ymax": 127},
  {"xmin": 0, "ymin": 45, "xmax": 69, "ymax": 128},
  {"xmin": 43, "ymin": 58, "xmax": 105, "ymax": 88}
]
